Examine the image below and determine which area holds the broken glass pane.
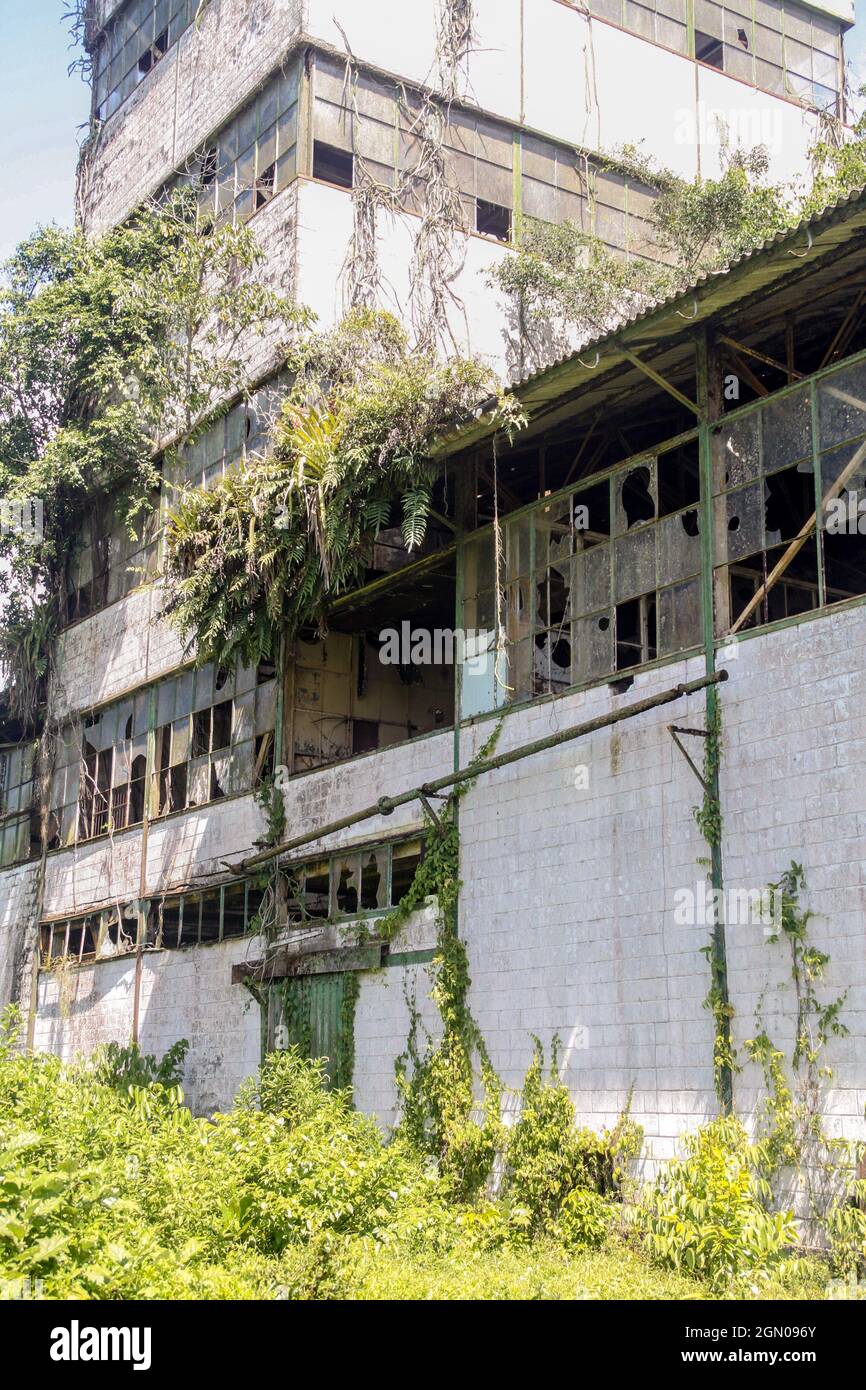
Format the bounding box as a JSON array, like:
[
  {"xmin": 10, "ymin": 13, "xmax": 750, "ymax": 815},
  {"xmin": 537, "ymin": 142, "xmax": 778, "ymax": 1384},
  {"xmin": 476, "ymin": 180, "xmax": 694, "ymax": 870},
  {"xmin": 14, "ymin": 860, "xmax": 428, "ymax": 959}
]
[
  {"xmin": 463, "ymin": 533, "xmax": 495, "ymax": 597},
  {"xmin": 657, "ymin": 509, "xmax": 701, "ymax": 585},
  {"xmin": 506, "ymin": 515, "xmax": 532, "ymax": 578},
  {"xmin": 761, "ymin": 385, "xmax": 812, "ymax": 474},
  {"xmin": 229, "ymin": 740, "xmax": 253, "ymax": 794},
  {"xmin": 717, "ymin": 481, "xmax": 764, "ymax": 562},
  {"xmin": 360, "ymin": 849, "xmax": 386, "ymax": 910},
  {"xmin": 614, "ymin": 525, "xmax": 656, "ymax": 602},
  {"xmin": 535, "ymin": 497, "xmax": 572, "ymax": 567},
  {"xmin": 657, "ymin": 577, "xmax": 702, "ymax": 655},
  {"xmin": 818, "ymin": 360, "xmax": 866, "ymax": 451},
  {"xmin": 820, "ymin": 437, "xmax": 866, "ymax": 500},
  {"xmin": 255, "ymin": 680, "xmax": 277, "ymax": 736},
  {"xmin": 763, "ymin": 464, "xmax": 815, "ymax": 545},
  {"xmin": 714, "ymin": 414, "xmax": 760, "ymax": 493},
  {"xmin": 508, "ymin": 636, "xmax": 533, "ymax": 702},
  {"xmin": 573, "ymin": 610, "xmax": 613, "ymax": 684},
  {"xmin": 572, "ymin": 542, "xmax": 611, "ymax": 616},
  {"xmin": 615, "ymin": 461, "xmax": 657, "ymax": 534}
]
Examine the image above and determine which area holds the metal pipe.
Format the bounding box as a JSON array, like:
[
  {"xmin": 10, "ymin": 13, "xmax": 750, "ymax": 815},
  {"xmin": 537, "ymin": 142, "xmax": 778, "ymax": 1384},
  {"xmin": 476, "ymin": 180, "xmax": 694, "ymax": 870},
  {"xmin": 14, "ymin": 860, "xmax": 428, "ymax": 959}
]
[{"xmin": 240, "ymin": 669, "xmax": 728, "ymax": 871}]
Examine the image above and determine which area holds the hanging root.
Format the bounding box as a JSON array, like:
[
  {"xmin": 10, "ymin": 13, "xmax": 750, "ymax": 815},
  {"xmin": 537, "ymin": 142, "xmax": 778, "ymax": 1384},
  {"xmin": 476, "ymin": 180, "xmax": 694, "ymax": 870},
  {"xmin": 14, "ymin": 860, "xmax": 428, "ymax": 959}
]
[
  {"xmin": 436, "ymin": 0, "xmax": 475, "ymax": 103},
  {"xmin": 404, "ymin": 94, "xmax": 467, "ymax": 355}
]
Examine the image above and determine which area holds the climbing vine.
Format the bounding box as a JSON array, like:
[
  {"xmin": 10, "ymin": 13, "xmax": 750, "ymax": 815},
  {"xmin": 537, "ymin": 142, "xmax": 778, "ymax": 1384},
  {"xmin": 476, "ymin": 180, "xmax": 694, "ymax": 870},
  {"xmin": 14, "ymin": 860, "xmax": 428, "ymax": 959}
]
[
  {"xmin": 745, "ymin": 863, "xmax": 850, "ymax": 1222},
  {"xmin": 692, "ymin": 698, "xmax": 733, "ymax": 1108},
  {"xmin": 382, "ymin": 722, "xmax": 503, "ymax": 1199},
  {"xmin": 693, "ymin": 699, "xmax": 723, "ymax": 850}
]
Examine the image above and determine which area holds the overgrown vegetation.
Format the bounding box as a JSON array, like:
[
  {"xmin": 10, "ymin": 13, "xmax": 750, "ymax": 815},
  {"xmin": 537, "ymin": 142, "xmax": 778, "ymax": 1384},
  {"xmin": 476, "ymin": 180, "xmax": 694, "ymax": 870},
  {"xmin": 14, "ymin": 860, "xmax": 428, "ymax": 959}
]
[
  {"xmin": 163, "ymin": 310, "xmax": 517, "ymax": 668},
  {"xmin": 744, "ymin": 863, "xmax": 865, "ymax": 1277},
  {"xmin": 0, "ymin": 1007, "xmax": 836, "ymax": 1300},
  {"xmin": 490, "ymin": 128, "xmax": 866, "ymax": 368},
  {"xmin": 383, "ymin": 725, "xmax": 505, "ymax": 1201},
  {"xmin": 0, "ymin": 191, "xmax": 297, "ymax": 721}
]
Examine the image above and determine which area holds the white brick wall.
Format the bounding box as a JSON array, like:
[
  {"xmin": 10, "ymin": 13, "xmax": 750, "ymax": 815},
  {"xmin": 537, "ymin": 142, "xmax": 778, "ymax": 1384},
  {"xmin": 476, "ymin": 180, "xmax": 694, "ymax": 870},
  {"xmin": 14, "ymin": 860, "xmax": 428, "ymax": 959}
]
[
  {"xmin": 24, "ymin": 602, "xmax": 866, "ymax": 1144},
  {"xmin": 720, "ymin": 605, "xmax": 866, "ymax": 1146},
  {"xmin": 458, "ymin": 657, "xmax": 718, "ymax": 1162}
]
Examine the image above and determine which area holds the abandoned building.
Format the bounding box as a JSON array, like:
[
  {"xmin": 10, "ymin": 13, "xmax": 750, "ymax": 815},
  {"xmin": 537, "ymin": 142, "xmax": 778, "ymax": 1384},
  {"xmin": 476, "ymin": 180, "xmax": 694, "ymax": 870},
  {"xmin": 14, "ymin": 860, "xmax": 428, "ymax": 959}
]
[{"xmin": 1, "ymin": 0, "xmax": 865, "ymax": 1165}]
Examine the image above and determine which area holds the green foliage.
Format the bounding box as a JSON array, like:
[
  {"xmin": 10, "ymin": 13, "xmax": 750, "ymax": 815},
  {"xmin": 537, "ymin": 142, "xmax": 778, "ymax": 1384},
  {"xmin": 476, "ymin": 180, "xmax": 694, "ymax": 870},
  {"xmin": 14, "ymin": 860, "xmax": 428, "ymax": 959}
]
[
  {"xmin": 504, "ymin": 1040, "xmax": 642, "ymax": 1235},
  {"xmin": 491, "ymin": 217, "xmax": 670, "ymax": 354},
  {"xmin": 649, "ymin": 145, "xmax": 789, "ymax": 278},
  {"xmin": 387, "ymin": 724, "xmax": 505, "ymax": 1201},
  {"xmin": 505, "ymin": 1042, "xmax": 608, "ymax": 1232},
  {"xmin": 0, "ymin": 1009, "xmax": 448, "ymax": 1297},
  {"xmin": 0, "ymin": 1008, "xmax": 839, "ymax": 1299},
  {"xmin": 641, "ymin": 1116, "xmax": 799, "ymax": 1292},
  {"xmin": 0, "ymin": 193, "xmax": 297, "ymax": 722},
  {"xmin": 492, "ymin": 145, "xmax": 795, "ymax": 363},
  {"xmin": 744, "ymin": 863, "xmax": 851, "ymax": 1231},
  {"xmin": 801, "ymin": 95, "xmax": 866, "ymax": 219},
  {"xmin": 163, "ymin": 310, "xmax": 508, "ymax": 668},
  {"xmin": 90, "ymin": 1039, "xmax": 189, "ymax": 1093},
  {"xmin": 693, "ymin": 699, "xmax": 723, "ymax": 850},
  {"xmin": 826, "ymin": 1179, "xmax": 866, "ymax": 1280},
  {"xmin": 554, "ymin": 1187, "xmax": 615, "ymax": 1251}
]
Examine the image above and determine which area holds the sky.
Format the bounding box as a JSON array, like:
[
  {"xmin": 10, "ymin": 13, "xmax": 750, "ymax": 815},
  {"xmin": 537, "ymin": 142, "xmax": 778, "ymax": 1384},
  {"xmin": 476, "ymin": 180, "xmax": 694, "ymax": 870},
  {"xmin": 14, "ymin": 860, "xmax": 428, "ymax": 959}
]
[{"xmin": 0, "ymin": 3, "xmax": 865, "ymax": 265}]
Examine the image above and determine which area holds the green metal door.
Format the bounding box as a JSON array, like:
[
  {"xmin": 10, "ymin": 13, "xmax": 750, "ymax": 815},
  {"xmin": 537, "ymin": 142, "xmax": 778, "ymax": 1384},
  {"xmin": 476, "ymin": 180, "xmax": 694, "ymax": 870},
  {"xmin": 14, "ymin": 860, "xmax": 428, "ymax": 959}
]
[{"xmin": 269, "ymin": 972, "xmax": 349, "ymax": 1087}]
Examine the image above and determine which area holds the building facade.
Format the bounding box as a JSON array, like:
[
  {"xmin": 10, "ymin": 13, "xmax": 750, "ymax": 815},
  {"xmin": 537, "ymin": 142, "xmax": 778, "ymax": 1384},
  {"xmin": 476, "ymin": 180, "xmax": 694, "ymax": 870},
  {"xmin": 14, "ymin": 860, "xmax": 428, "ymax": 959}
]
[{"xmin": 1, "ymin": 0, "xmax": 864, "ymax": 1165}]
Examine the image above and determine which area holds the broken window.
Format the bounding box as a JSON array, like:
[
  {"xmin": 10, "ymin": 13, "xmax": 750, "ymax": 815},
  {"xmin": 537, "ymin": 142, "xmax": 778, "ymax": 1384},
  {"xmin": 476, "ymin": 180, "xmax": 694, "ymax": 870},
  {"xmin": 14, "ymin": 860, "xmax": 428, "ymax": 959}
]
[
  {"xmin": 695, "ymin": 31, "xmax": 725, "ymax": 70},
  {"xmin": 713, "ymin": 360, "xmax": 866, "ymax": 635},
  {"xmin": 167, "ymin": 375, "xmax": 288, "ymax": 494},
  {"xmin": 39, "ymin": 905, "xmax": 136, "ymax": 967},
  {"xmin": 461, "ymin": 438, "xmax": 703, "ymax": 716},
  {"xmin": 68, "ymin": 695, "xmax": 148, "ymax": 844},
  {"xmin": 48, "ymin": 663, "xmax": 276, "ymax": 845},
  {"xmin": 139, "ymin": 837, "xmax": 423, "ymax": 957},
  {"xmin": 0, "ymin": 743, "xmax": 38, "ymax": 867},
  {"xmin": 284, "ymin": 836, "xmax": 425, "ymax": 925},
  {"xmin": 312, "ymin": 141, "xmax": 354, "ymax": 189},
  {"xmin": 63, "ymin": 483, "xmax": 161, "ymax": 627},
  {"xmin": 148, "ymin": 880, "xmax": 259, "ymax": 950},
  {"xmin": 291, "ymin": 622, "xmax": 454, "ymax": 775},
  {"xmin": 476, "ymin": 199, "xmax": 511, "ymax": 241},
  {"xmin": 152, "ymin": 661, "xmax": 276, "ymax": 818},
  {"xmin": 179, "ymin": 65, "xmax": 299, "ymax": 227},
  {"xmin": 93, "ymin": 0, "xmax": 196, "ymax": 122}
]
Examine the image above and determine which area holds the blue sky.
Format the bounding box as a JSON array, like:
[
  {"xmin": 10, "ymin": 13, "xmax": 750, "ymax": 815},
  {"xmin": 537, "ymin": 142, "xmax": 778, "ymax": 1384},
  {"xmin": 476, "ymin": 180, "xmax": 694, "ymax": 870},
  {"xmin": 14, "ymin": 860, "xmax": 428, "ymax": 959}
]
[{"xmin": 0, "ymin": 3, "xmax": 864, "ymax": 263}]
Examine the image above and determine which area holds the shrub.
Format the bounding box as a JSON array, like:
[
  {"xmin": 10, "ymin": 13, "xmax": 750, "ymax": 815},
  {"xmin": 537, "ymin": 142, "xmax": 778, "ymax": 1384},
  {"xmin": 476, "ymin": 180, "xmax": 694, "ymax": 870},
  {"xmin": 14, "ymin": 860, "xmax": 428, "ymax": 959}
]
[
  {"xmin": 641, "ymin": 1116, "xmax": 798, "ymax": 1292},
  {"xmin": 554, "ymin": 1187, "xmax": 614, "ymax": 1250},
  {"xmin": 826, "ymin": 1181, "xmax": 866, "ymax": 1280},
  {"xmin": 504, "ymin": 1041, "xmax": 610, "ymax": 1232}
]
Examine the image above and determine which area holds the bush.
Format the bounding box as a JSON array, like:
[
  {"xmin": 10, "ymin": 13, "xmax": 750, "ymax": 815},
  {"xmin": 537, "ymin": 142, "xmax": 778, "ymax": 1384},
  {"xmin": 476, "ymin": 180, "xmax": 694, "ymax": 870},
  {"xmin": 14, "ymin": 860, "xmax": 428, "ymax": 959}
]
[
  {"xmin": 641, "ymin": 1116, "xmax": 798, "ymax": 1292},
  {"xmin": 554, "ymin": 1187, "xmax": 614, "ymax": 1250},
  {"xmin": 500, "ymin": 1039, "xmax": 636, "ymax": 1234},
  {"xmin": 0, "ymin": 1012, "xmax": 448, "ymax": 1298},
  {"xmin": 826, "ymin": 1181, "xmax": 866, "ymax": 1280}
]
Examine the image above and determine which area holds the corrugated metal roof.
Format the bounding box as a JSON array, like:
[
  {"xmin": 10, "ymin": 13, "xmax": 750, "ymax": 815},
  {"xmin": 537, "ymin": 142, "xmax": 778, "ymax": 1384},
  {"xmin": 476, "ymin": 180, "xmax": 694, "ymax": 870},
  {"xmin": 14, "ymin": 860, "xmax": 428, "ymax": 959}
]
[
  {"xmin": 509, "ymin": 183, "xmax": 866, "ymax": 391},
  {"xmin": 434, "ymin": 183, "xmax": 866, "ymax": 456}
]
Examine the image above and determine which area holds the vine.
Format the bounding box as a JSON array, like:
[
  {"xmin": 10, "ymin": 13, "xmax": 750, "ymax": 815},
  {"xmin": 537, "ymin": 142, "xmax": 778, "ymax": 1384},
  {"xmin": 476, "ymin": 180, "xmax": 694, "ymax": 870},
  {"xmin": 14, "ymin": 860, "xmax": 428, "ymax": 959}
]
[
  {"xmin": 693, "ymin": 698, "xmax": 733, "ymax": 1108},
  {"xmin": 384, "ymin": 722, "xmax": 504, "ymax": 1199},
  {"xmin": 745, "ymin": 862, "xmax": 850, "ymax": 1224},
  {"xmin": 693, "ymin": 700, "xmax": 722, "ymax": 849}
]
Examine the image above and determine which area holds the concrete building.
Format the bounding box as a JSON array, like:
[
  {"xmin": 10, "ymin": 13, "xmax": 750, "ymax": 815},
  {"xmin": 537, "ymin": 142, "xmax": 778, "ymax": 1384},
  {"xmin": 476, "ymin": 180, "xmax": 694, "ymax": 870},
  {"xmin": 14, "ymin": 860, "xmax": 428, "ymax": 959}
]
[{"xmin": 2, "ymin": 1, "xmax": 865, "ymax": 1165}]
